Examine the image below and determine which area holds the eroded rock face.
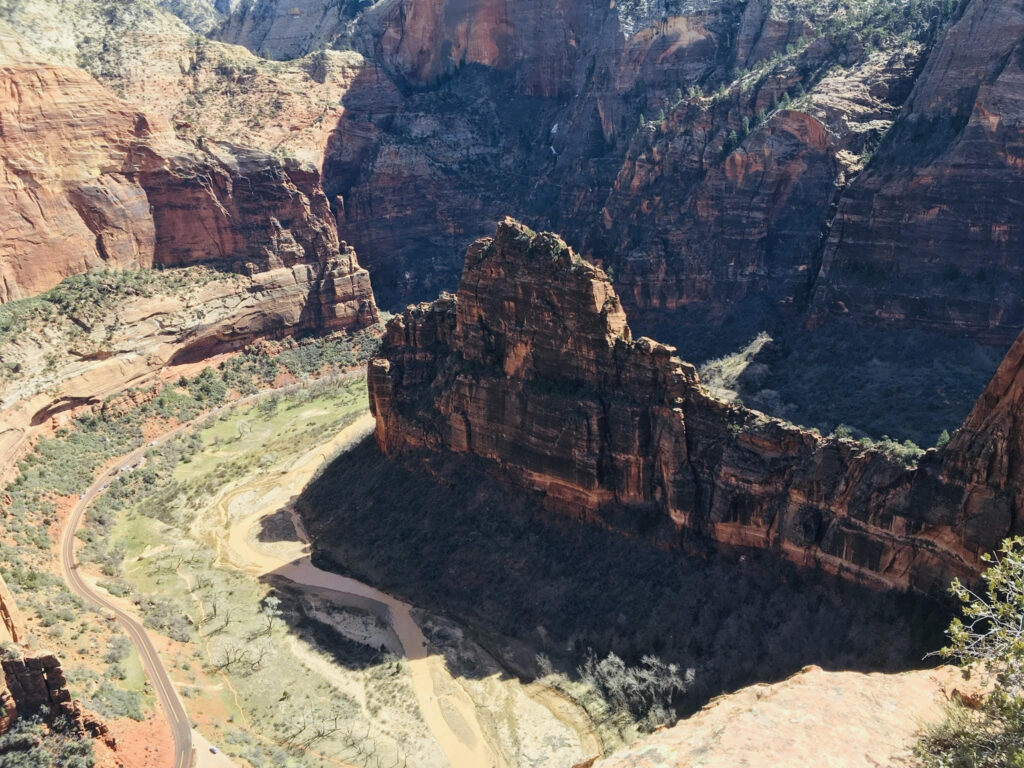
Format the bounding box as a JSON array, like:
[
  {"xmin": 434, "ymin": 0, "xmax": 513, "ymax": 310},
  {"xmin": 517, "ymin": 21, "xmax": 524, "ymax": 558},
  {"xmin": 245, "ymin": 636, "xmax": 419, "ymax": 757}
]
[
  {"xmin": 0, "ymin": 30, "xmax": 377, "ymax": 337},
  {"xmin": 810, "ymin": 0, "xmax": 1024, "ymax": 344},
  {"xmin": 0, "ymin": 652, "xmax": 110, "ymax": 741},
  {"xmin": 0, "ymin": 574, "xmax": 108, "ymax": 741},
  {"xmin": 370, "ymin": 220, "xmax": 1023, "ymax": 592}
]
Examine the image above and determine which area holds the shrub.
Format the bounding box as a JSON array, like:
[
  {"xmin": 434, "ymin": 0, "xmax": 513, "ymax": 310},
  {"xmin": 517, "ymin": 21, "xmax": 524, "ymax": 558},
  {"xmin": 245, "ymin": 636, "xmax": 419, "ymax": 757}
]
[
  {"xmin": 916, "ymin": 537, "xmax": 1024, "ymax": 766},
  {"xmin": 87, "ymin": 681, "xmax": 145, "ymax": 721},
  {"xmin": 578, "ymin": 650, "xmax": 693, "ymax": 730},
  {"xmin": 0, "ymin": 715, "xmax": 95, "ymax": 767}
]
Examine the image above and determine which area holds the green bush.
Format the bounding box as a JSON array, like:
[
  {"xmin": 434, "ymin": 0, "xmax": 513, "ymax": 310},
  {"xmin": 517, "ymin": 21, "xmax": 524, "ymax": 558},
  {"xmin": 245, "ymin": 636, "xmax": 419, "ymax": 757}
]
[
  {"xmin": 87, "ymin": 681, "xmax": 145, "ymax": 722},
  {"xmin": 917, "ymin": 537, "xmax": 1024, "ymax": 767},
  {"xmin": 0, "ymin": 716, "xmax": 95, "ymax": 767}
]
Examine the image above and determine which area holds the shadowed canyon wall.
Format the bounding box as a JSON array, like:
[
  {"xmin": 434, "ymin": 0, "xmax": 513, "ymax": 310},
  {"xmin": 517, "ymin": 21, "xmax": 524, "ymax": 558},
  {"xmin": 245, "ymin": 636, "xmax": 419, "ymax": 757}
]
[
  {"xmin": 369, "ymin": 220, "xmax": 1024, "ymax": 593},
  {"xmin": 7, "ymin": 0, "xmax": 1021, "ymax": 350}
]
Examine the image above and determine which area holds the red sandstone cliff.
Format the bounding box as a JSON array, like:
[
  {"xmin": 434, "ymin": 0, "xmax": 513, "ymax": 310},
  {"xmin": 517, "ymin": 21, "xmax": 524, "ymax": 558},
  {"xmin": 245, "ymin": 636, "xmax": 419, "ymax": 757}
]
[
  {"xmin": 0, "ymin": 28, "xmax": 377, "ymax": 335},
  {"xmin": 0, "ymin": 575, "xmax": 110, "ymax": 743},
  {"xmin": 809, "ymin": 0, "xmax": 1024, "ymax": 344},
  {"xmin": 370, "ymin": 220, "xmax": 1023, "ymax": 592}
]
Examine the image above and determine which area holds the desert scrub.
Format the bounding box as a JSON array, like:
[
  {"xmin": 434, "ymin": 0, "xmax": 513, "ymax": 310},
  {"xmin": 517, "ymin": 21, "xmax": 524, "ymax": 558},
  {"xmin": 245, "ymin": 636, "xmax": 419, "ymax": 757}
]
[
  {"xmin": 0, "ymin": 714, "xmax": 96, "ymax": 767},
  {"xmin": 916, "ymin": 537, "xmax": 1024, "ymax": 767},
  {"xmin": 0, "ymin": 267, "xmax": 220, "ymax": 345}
]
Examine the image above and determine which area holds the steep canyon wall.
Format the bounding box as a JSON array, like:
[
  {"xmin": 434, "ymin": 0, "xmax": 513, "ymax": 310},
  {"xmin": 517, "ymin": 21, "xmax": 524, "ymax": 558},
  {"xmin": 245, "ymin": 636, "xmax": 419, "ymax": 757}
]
[
  {"xmin": 370, "ymin": 220, "xmax": 1024, "ymax": 593},
  {"xmin": 0, "ymin": 27, "xmax": 377, "ymax": 337}
]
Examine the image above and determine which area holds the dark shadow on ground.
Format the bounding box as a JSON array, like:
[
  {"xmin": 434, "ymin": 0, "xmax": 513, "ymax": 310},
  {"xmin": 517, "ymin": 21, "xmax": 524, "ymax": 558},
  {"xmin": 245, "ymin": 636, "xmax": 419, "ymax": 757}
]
[
  {"xmin": 257, "ymin": 508, "xmax": 298, "ymax": 544},
  {"xmin": 295, "ymin": 435, "xmax": 953, "ymax": 717},
  {"xmin": 639, "ymin": 308, "xmax": 1009, "ymax": 446},
  {"xmin": 263, "ymin": 574, "xmax": 401, "ymax": 673}
]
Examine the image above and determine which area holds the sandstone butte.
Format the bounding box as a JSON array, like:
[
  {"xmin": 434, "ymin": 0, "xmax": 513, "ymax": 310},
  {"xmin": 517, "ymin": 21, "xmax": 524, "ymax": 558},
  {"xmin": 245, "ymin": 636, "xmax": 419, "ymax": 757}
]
[{"xmin": 370, "ymin": 218, "xmax": 1024, "ymax": 594}]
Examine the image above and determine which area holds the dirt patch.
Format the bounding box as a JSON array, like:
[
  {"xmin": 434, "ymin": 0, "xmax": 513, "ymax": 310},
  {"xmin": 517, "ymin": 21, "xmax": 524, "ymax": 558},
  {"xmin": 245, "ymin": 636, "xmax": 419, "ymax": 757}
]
[{"xmin": 102, "ymin": 710, "xmax": 175, "ymax": 768}]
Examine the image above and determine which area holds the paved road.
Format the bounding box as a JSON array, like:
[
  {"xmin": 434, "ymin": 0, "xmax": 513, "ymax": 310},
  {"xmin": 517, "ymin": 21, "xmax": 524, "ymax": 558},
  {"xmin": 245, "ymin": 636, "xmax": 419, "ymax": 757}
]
[
  {"xmin": 60, "ymin": 421, "xmax": 197, "ymax": 768},
  {"xmin": 57, "ymin": 375, "xmax": 362, "ymax": 768}
]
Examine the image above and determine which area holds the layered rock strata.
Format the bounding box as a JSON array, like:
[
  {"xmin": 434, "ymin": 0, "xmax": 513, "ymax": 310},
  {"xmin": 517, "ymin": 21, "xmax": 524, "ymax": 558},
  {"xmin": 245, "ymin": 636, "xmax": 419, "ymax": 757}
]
[
  {"xmin": 0, "ymin": 265, "xmax": 375, "ymax": 480},
  {"xmin": 0, "ymin": 27, "xmax": 377, "ymax": 335},
  {"xmin": 0, "ymin": 575, "xmax": 109, "ymax": 741},
  {"xmin": 810, "ymin": 0, "xmax": 1024, "ymax": 344},
  {"xmin": 8, "ymin": 0, "xmax": 1021, "ymax": 349},
  {"xmin": 0, "ymin": 653, "xmax": 110, "ymax": 741},
  {"xmin": 370, "ymin": 220, "xmax": 1023, "ymax": 592}
]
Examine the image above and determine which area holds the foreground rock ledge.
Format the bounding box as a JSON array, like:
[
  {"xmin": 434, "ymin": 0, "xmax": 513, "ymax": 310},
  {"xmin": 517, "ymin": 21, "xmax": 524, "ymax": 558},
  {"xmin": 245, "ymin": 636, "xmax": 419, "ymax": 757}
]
[
  {"xmin": 369, "ymin": 218, "xmax": 1024, "ymax": 592},
  {"xmin": 583, "ymin": 664, "xmax": 967, "ymax": 768}
]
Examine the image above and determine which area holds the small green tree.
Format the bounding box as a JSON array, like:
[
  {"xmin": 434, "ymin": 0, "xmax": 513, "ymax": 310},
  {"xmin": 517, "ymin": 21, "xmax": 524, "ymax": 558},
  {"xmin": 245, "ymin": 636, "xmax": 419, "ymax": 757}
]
[
  {"xmin": 832, "ymin": 424, "xmax": 853, "ymax": 439},
  {"xmin": 916, "ymin": 537, "xmax": 1024, "ymax": 767}
]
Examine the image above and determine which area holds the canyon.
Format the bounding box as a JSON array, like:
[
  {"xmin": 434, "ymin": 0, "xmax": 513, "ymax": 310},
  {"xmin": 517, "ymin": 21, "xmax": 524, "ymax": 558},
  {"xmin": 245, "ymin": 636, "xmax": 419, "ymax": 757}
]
[
  {"xmin": 0, "ymin": 0, "xmax": 1022, "ymax": 765},
  {"xmin": 205, "ymin": 0, "xmax": 1024, "ymax": 352},
  {"xmin": 7, "ymin": 0, "xmax": 1023, "ymax": 351},
  {"xmin": 0, "ymin": 23, "xmax": 379, "ymax": 473},
  {"xmin": 369, "ymin": 219, "xmax": 1023, "ymax": 593}
]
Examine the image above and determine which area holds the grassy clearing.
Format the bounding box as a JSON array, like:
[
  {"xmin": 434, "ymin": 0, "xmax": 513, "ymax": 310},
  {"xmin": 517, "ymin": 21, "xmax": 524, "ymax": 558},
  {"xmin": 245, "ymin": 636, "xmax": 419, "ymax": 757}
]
[{"xmin": 82, "ymin": 376, "xmax": 445, "ymax": 768}]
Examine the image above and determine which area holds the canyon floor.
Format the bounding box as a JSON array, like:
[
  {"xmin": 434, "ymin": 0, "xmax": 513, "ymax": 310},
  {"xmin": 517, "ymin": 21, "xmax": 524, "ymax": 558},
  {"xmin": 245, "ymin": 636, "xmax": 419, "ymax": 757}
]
[
  {"xmin": 59, "ymin": 370, "xmax": 968, "ymax": 768},
  {"xmin": 67, "ymin": 376, "xmax": 599, "ymax": 767}
]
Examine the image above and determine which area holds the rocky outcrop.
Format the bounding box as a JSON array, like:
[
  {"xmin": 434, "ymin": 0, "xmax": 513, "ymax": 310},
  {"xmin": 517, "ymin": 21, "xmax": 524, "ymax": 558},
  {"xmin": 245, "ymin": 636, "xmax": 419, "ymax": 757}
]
[
  {"xmin": 0, "ymin": 26, "xmax": 377, "ymax": 337},
  {"xmin": 8, "ymin": 0, "xmax": 1021, "ymax": 354},
  {"xmin": 0, "ymin": 652, "xmax": 110, "ymax": 741},
  {"xmin": 0, "ymin": 575, "xmax": 109, "ymax": 742},
  {"xmin": 0, "ymin": 575, "xmax": 24, "ymax": 645},
  {"xmin": 0, "ymin": 265, "xmax": 377, "ymax": 480},
  {"xmin": 587, "ymin": 664, "xmax": 969, "ymax": 768},
  {"xmin": 370, "ymin": 220, "xmax": 1023, "ymax": 592}
]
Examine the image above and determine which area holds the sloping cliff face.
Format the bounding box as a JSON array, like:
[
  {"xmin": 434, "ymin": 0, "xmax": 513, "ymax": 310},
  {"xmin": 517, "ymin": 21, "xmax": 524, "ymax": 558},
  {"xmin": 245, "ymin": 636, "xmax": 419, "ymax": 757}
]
[
  {"xmin": 8, "ymin": 0, "xmax": 1021, "ymax": 350},
  {"xmin": 0, "ymin": 29, "xmax": 377, "ymax": 334},
  {"xmin": 370, "ymin": 220, "xmax": 1022, "ymax": 592},
  {"xmin": 11, "ymin": 0, "xmax": 1019, "ymax": 351},
  {"xmin": 809, "ymin": 0, "xmax": 1024, "ymax": 344}
]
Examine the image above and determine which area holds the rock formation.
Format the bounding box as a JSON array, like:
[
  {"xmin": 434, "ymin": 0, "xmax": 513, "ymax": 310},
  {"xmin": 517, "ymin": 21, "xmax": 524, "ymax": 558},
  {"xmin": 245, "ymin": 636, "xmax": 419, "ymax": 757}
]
[
  {"xmin": 6, "ymin": 0, "xmax": 1020, "ymax": 354},
  {"xmin": 0, "ymin": 573, "xmax": 110, "ymax": 743},
  {"xmin": 370, "ymin": 220, "xmax": 1023, "ymax": 592},
  {"xmin": 0, "ymin": 653, "xmax": 109, "ymax": 741},
  {"xmin": 0, "ymin": 26, "xmax": 378, "ymax": 472},
  {"xmin": 809, "ymin": 0, "xmax": 1024, "ymax": 344},
  {"xmin": 0, "ymin": 24, "xmax": 377, "ymax": 334},
  {"xmin": 585, "ymin": 664, "xmax": 972, "ymax": 768}
]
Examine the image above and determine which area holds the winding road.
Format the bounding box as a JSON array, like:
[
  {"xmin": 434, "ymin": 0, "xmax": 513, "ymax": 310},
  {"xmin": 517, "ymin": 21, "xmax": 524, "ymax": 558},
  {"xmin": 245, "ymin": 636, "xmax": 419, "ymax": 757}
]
[
  {"xmin": 60, "ymin": 419, "xmax": 198, "ymax": 768},
  {"xmin": 57, "ymin": 381, "xmax": 321, "ymax": 768},
  {"xmin": 57, "ymin": 375, "xmax": 599, "ymax": 767}
]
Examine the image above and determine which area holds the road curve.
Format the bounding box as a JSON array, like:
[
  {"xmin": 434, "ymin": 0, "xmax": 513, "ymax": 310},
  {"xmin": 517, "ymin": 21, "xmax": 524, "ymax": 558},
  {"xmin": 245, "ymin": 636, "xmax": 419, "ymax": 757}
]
[
  {"xmin": 60, "ymin": 422, "xmax": 197, "ymax": 768},
  {"xmin": 57, "ymin": 377, "xmax": 358, "ymax": 768}
]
